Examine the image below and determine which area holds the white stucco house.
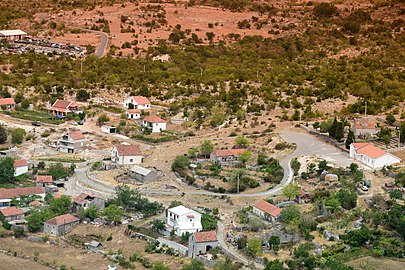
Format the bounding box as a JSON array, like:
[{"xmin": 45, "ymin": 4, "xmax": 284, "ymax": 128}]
[
  {"xmin": 111, "ymin": 144, "xmax": 143, "ymax": 165},
  {"xmin": 123, "ymin": 96, "xmax": 151, "ymax": 110},
  {"xmin": 349, "ymin": 143, "xmax": 401, "ymax": 169},
  {"xmin": 58, "ymin": 131, "xmax": 86, "ymax": 154},
  {"xmin": 166, "ymin": 205, "xmax": 202, "ymax": 236},
  {"xmin": 127, "ymin": 109, "xmax": 141, "ymax": 120},
  {"xmin": 142, "ymin": 115, "xmax": 167, "ymax": 133},
  {"xmin": 14, "ymin": 159, "xmax": 28, "ymax": 177}
]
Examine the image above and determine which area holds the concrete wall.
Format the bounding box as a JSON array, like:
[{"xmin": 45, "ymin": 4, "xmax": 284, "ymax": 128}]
[
  {"xmin": 188, "ymin": 236, "xmax": 218, "ymax": 258},
  {"xmin": 14, "ymin": 166, "xmax": 28, "ymax": 176}
]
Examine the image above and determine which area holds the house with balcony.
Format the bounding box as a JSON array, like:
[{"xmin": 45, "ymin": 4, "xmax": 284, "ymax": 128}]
[
  {"xmin": 111, "ymin": 144, "xmax": 143, "ymax": 165},
  {"xmin": 49, "ymin": 99, "xmax": 81, "ymax": 118},
  {"xmin": 166, "ymin": 205, "xmax": 202, "ymax": 236},
  {"xmin": 124, "ymin": 96, "xmax": 151, "ymax": 110},
  {"xmin": 59, "ymin": 131, "xmax": 86, "ymax": 153}
]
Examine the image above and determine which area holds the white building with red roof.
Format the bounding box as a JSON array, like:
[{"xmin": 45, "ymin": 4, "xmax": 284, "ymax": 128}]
[
  {"xmin": 124, "ymin": 96, "xmax": 151, "ymax": 110},
  {"xmin": 58, "ymin": 130, "xmax": 86, "ymax": 153},
  {"xmin": 349, "ymin": 143, "xmax": 401, "ymax": 169},
  {"xmin": 253, "ymin": 200, "xmax": 281, "ymax": 222},
  {"xmin": 142, "ymin": 115, "xmax": 166, "ymax": 133},
  {"xmin": 166, "ymin": 205, "xmax": 202, "ymax": 236},
  {"xmin": 210, "ymin": 149, "xmax": 247, "ymax": 165},
  {"xmin": 0, "ymin": 186, "xmax": 45, "ymax": 208},
  {"xmin": 127, "ymin": 109, "xmax": 141, "ymax": 120},
  {"xmin": 188, "ymin": 231, "xmax": 218, "ymax": 258},
  {"xmin": 0, "ymin": 98, "xmax": 15, "ymax": 110},
  {"xmin": 13, "ymin": 159, "xmax": 28, "ymax": 176},
  {"xmin": 44, "ymin": 214, "xmax": 80, "ymax": 236},
  {"xmin": 48, "ymin": 99, "xmax": 81, "ymax": 118},
  {"xmin": 111, "ymin": 144, "xmax": 143, "ymax": 165}
]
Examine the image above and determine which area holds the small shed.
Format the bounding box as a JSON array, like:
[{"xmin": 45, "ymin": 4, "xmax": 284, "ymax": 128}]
[
  {"xmin": 129, "ymin": 165, "xmax": 157, "ymax": 183},
  {"xmin": 86, "ymin": 240, "xmax": 103, "ymax": 251},
  {"xmin": 101, "ymin": 126, "xmax": 117, "ymax": 134}
]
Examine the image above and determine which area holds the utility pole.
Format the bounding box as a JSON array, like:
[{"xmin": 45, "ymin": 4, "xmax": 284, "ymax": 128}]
[
  {"xmin": 80, "ymin": 58, "xmax": 83, "ymax": 73},
  {"xmin": 237, "ymin": 172, "xmax": 240, "ymax": 194},
  {"xmin": 364, "ymin": 101, "xmax": 367, "ymax": 119},
  {"xmin": 200, "ymin": 67, "xmax": 203, "ymax": 77}
]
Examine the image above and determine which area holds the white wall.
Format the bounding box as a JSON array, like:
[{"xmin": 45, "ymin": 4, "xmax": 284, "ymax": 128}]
[
  {"xmin": 14, "ymin": 166, "xmax": 28, "ymax": 176},
  {"xmin": 127, "ymin": 112, "xmax": 141, "ymax": 119}
]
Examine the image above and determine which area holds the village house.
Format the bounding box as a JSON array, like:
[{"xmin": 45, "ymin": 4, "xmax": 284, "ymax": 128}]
[
  {"xmin": 253, "ymin": 200, "xmax": 281, "ymax": 222},
  {"xmin": 72, "ymin": 193, "xmax": 105, "ymax": 213},
  {"xmin": 58, "ymin": 131, "xmax": 86, "ymax": 153},
  {"xmin": 44, "ymin": 214, "xmax": 80, "ymax": 236},
  {"xmin": 188, "ymin": 231, "xmax": 218, "ymax": 258},
  {"xmin": 0, "ymin": 29, "xmax": 27, "ymax": 41},
  {"xmin": 111, "ymin": 144, "xmax": 143, "ymax": 165},
  {"xmin": 48, "ymin": 99, "xmax": 81, "ymax": 118},
  {"xmin": 349, "ymin": 143, "xmax": 401, "ymax": 169},
  {"xmin": 35, "ymin": 175, "xmax": 54, "ymax": 187},
  {"xmin": 127, "ymin": 109, "xmax": 141, "ymax": 120},
  {"xmin": 352, "ymin": 118, "xmax": 378, "ymax": 137},
  {"xmin": 13, "ymin": 159, "xmax": 28, "ymax": 176},
  {"xmin": 295, "ymin": 190, "xmax": 311, "ymax": 204},
  {"xmin": 166, "ymin": 205, "xmax": 203, "ymax": 236},
  {"xmin": 142, "ymin": 115, "xmax": 167, "ymax": 133},
  {"xmin": 0, "ymin": 97, "xmax": 15, "ymax": 110},
  {"xmin": 129, "ymin": 165, "xmax": 157, "ymax": 183},
  {"xmin": 0, "ymin": 186, "xmax": 45, "ymax": 208},
  {"xmin": 124, "ymin": 96, "xmax": 151, "ymax": 110},
  {"xmin": 0, "ymin": 206, "xmax": 24, "ymax": 222},
  {"xmin": 210, "ymin": 149, "xmax": 246, "ymax": 165}
]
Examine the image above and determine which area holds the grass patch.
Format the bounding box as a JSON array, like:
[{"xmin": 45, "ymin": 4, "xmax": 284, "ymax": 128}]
[
  {"xmin": 132, "ymin": 134, "xmax": 179, "ymax": 143},
  {"xmin": 37, "ymin": 157, "xmax": 86, "ymax": 163},
  {"xmin": 4, "ymin": 110, "xmax": 60, "ymax": 125}
]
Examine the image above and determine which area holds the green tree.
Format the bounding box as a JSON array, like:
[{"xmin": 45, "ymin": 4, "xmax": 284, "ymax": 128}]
[
  {"xmin": 235, "ymin": 136, "xmax": 249, "ymax": 146},
  {"xmin": 83, "ymin": 205, "xmax": 99, "ymax": 220},
  {"xmin": 0, "ymin": 157, "xmax": 15, "ymax": 183},
  {"xmin": 114, "ymin": 184, "xmax": 141, "ymax": 213},
  {"xmin": 152, "ymin": 261, "xmax": 169, "ymax": 270},
  {"xmin": 26, "ymin": 209, "xmax": 54, "ymax": 232},
  {"xmin": 325, "ymin": 196, "xmax": 340, "ymax": 213},
  {"xmin": 313, "ymin": 2, "xmax": 338, "ymax": 18},
  {"xmin": 264, "ymin": 259, "xmax": 286, "ymax": 270},
  {"xmin": 11, "ymin": 128, "xmax": 26, "ymax": 144},
  {"xmin": 386, "ymin": 113, "xmax": 396, "ymax": 125},
  {"xmin": 390, "ymin": 190, "xmax": 402, "ymax": 200},
  {"xmin": 201, "ymin": 214, "xmax": 217, "ymax": 230},
  {"xmin": 182, "ymin": 259, "xmax": 206, "ymax": 270},
  {"xmin": 199, "ymin": 140, "xmax": 214, "ymax": 158},
  {"xmin": 151, "ymin": 219, "xmax": 165, "ymax": 230},
  {"xmin": 337, "ymin": 189, "xmax": 357, "ymax": 210},
  {"xmin": 318, "ymin": 160, "xmax": 328, "ymax": 172},
  {"xmin": 76, "ymin": 89, "xmax": 90, "ymax": 101},
  {"xmin": 172, "ymin": 155, "xmax": 191, "ymax": 171},
  {"xmin": 238, "ymin": 150, "xmax": 252, "ymax": 164},
  {"xmin": 20, "ymin": 99, "xmax": 31, "ymax": 109},
  {"xmin": 49, "ymin": 195, "xmax": 72, "ymax": 216},
  {"xmin": 247, "ymin": 238, "xmax": 262, "ymax": 256},
  {"xmin": 103, "ymin": 204, "xmax": 122, "ymax": 223},
  {"xmin": 268, "ymin": 236, "xmax": 280, "ymax": 253},
  {"xmin": 345, "ymin": 129, "xmax": 355, "ymax": 149},
  {"xmin": 279, "ymin": 205, "xmax": 300, "ymax": 225},
  {"xmin": 97, "ymin": 114, "xmax": 110, "ymax": 126},
  {"xmin": 282, "ymin": 183, "xmax": 301, "ymax": 201},
  {"xmin": 0, "ymin": 125, "xmax": 7, "ymax": 144},
  {"xmin": 206, "ymin": 32, "xmax": 215, "ymax": 42},
  {"xmin": 47, "ymin": 163, "xmax": 69, "ymax": 180},
  {"xmin": 400, "ymin": 122, "xmax": 405, "ymax": 144},
  {"xmin": 214, "ymin": 256, "xmax": 241, "ymax": 270}
]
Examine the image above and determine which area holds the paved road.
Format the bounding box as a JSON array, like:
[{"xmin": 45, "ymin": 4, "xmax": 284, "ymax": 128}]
[
  {"xmin": 83, "ymin": 29, "xmax": 108, "ymax": 57},
  {"xmin": 72, "ymin": 130, "xmax": 352, "ymax": 198}
]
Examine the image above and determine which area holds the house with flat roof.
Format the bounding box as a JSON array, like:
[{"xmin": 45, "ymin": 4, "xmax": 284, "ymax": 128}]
[
  {"xmin": 44, "ymin": 214, "xmax": 80, "ymax": 236},
  {"xmin": 14, "ymin": 159, "xmax": 28, "ymax": 176},
  {"xmin": 111, "ymin": 144, "xmax": 143, "ymax": 165},
  {"xmin": 0, "ymin": 29, "xmax": 27, "ymax": 41},
  {"xmin": 253, "ymin": 200, "xmax": 281, "ymax": 222},
  {"xmin": 349, "ymin": 143, "xmax": 401, "ymax": 169},
  {"xmin": 0, "ymin": 186, "xmax": 45, "ymax": 208},
  {"xmin": 142, "ymin": 115, "xmax": 166, "ymax": 133},
  {"xmin": 49, "ymin": 99, "xmax": 81, "ymax": 118},
  {"xmin": 210, "ymin": 149, "xmax": 246, "ymax": 165},
  {"xmin": 124, "ymin": 96, "xmax": 151, "ymax": 110},
  {"xmin": 166, "ymin": 205, "xmax": 202, "ymax": 236},
  {"xmin": 188, "ymin": 231, "xmax": 218, "ymax": 258},
  {"xmin": 0, "ymin": 98, "xmax": 15, "ymax": 110},
  {"xmin": 59, "ymin": 131, "xmax": 86, "ymax": 153}
]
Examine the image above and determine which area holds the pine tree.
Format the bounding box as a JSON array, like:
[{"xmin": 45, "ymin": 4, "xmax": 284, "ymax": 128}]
[{"xmin": 346, "ymin": 129, "xmax": 355, "ymax": 149}]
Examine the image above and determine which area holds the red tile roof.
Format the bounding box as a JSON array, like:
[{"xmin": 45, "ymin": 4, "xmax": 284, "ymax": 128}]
[
  {"xmin": 49, "ymin": 100, "xmax": 80, "ymax": 112},
  {"xmin": 0, "ymin": 98, "xmax": 15, "ymax": 106},
  {"xmin": 70, "ymin": 131, "xmax": 85, "ymax": 140},
  {"xmin": 45, "ymin": 214, "xmax": 79, "ymax": 226},
  {"xmin": 353, "ymin": 143, "xmax": 387, "ymax": 159},
  {"xmin": 0, "ymin": 206, "xmax": 24, "ymax": 217},
  {"xmin": 128, "ymin": 109, "xmax": 141, "ymax": 114},
  {"xmin": 115, "ymin": 144, "xmax": 142, "ymax": 156},
  {"xmin": 0, "ymin": 186, "xmax": 45, "ymax": 200},
  {"xmin": 73, "ymin": 193, "xmax": 91, "ymax": 204},
  {"xmin": 29, "ymin": 200, "xmax": 43, "ymax": 207},
  {"xmin": 193, "ymin": 231, "xmax": 217, "ymax": 243},
  {"xmin": 13, "ymin": 159, "xmax": 28, "ymax": 168},
  {"xmin": 254, "ymin": 200, "xmax": 281, "ymax": 217},
  {"xmin": 36, "ymin": 175, "xmax": 53, "ymax": 183},
  {"xmin": 143, "ymin": 115, "xmax": 165, "ymax": 123},
  {"xmin": 212, "ymin": 149, "xmax": 246, "ymax": 157},
  {"xmin": 54, "ymin": 194, "xmax": 62, "ymax": 199},
  {"xmin": 131, "ymin": 96, "xmax": 150, "ymax": 105},
  {"xmin": 354, "ymin": 118, "xmax": 377, "ymax": 130}
]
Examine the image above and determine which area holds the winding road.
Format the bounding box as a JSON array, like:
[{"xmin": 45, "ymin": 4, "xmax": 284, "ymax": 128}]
[{"xmin": 82, "ymin": 29, "xmax": 108, "ymax": 57}]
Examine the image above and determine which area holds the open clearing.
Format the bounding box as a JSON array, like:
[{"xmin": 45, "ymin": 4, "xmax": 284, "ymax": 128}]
[
  {"xmin": 346, "ymin": 256, "xmax": 405, "ymax": 270},
  {"xmin": 0, "ymin": 253, "xmax": 51, "ymax": 270}
]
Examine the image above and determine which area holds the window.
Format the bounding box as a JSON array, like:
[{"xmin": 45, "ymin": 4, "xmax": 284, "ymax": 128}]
[{"xmin": 130, "ymin": 159, "xmax": 133, "ymax": 162}]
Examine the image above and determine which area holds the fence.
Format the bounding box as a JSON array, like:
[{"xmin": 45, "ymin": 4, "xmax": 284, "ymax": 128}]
[{"xmin": 157, "ymin": 237, "xmax": 188, "ymax": 256}]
